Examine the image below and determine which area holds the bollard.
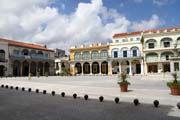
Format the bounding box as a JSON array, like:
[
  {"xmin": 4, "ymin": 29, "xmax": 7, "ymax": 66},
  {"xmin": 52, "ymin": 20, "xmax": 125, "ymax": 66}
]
[
  {"xmin": 10, "ymin": 86, "xmax": 13, "ymax": 89},
  {"xmin": 61, "ymin": 92, "xmax": 65, "ymax": 97},
  {"xmin": 15, "ymin": 86, "xmax": 18, "ymax": 90},
  {"xmin": 177, "ymin": 102, "xmax": 180, "ymax": 109},
  {"xmin": 133, "ymin": 99, "xmax": 139, "ymax": 106},
  {"xmin": 153, "ymin": 100, "xmax": 159, "ymax": 108},
  {"xmin": 22, "ymin": 87, "xmax": 25, "ymax": 91},
  {"xmin": 99, "ymin": 96, "xmax": 104, "ymax": 102},
  {"xmin": 28, "ymin": 88, "xmax": 31, "ymax": 92},
  {"xmin": 5, "ymin": 85, "xmax": 8, "ymax": 89},
  {"xmin": 43, "ymin": 90, "xmax": 46, "ymax": 94},
  {"xmin": 36, "ymin": 89, "xmax": 39, "ymax": 93},
  {"xmin": 84, "ymin": 94, "xmax": 88, "ymax": 100},
  {"xmin": 114, "ymin": 97, "xmax": 119, "ymax": 104},
  {"xmin": 1, "ymin": 84, "xmax": 4, "ymax": 88},
  {"xmin": 52, "ymin": 91, "xmax": 55, "ymax": 96},
  {"xmin": 73, "ymin": 93, "xmax": 77, "ymax": 99}
]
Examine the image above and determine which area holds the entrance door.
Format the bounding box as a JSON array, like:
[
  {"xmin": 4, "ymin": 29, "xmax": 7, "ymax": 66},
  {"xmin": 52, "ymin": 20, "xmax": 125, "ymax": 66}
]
[
  {"xmin": 136, "ymin": 64, "xmax": 141, "ymax": 74},
  {"xmin": 163, "ymin": 63, "xmax": 170, "ymax": 72},
  {"xmin": 0, "ymin": 65, "xmax": 5, "ymax": 77},
  {"xmin": 148, "ymin": 64, "xmax": 158, "ymax": 73}
]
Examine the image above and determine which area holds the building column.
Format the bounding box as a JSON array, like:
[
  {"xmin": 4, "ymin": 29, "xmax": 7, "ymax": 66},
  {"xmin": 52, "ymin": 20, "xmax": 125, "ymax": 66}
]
[
  {"xmin": 140, "ymin": 59, "xmax": 144, "ymax": 75},
  {"xmin": 170, "ymin": 61, "xmax": 174, "ymax": 72},
  {"xmin": 99, "ymin": 62, "xmax": 101, "ymax": 75},
  {"xmin": 90, "ymin": 63, "xmax": 92, "ymax": 75},
  {"xmin": 81, "ymin": 63, "xmax": 84, "ymax": 75},
  {"xmin": 108, "ymin": 61, "xmax": 112, "ymax": 75},
  {"xmin": 129, "ymin": 60, "xmax": 132, "ymax": 75},
  {"xmin": 20, "ymin": 61, "xmax": 23, "ymax": 76},
  {"xmin": 119, "ymin": 61, "xmax": 121, "ymax": 74},
  {"xmin": 29, "ymin": 62, "xmax": 31, "ymax": 74}
]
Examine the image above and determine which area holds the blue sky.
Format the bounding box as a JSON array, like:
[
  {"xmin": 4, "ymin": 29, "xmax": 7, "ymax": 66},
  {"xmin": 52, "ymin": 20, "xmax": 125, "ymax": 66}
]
[
  {"xmin": 52, "ymin": 0, "xmax": 180, "ymax": 29},
  {"xmin": 0, "ymin": 0, "xmax": 179, "ymax": 51}
]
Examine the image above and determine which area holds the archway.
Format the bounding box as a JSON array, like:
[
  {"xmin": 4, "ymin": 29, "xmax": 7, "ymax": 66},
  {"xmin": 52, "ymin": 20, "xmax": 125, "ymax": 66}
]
[
  {"xmin": 75, "ymin": 63, "xmax": 82, "ymax": 74},
  {"xmin": 83, "ymin": 62, "xmax": 90, "ymax": 74},
  {"xmin": 121, "ymin": 60, "xmax": 129, "ymax": 74},
  {"xmin": 38, "ymin": 62, "xmax": 43, "ymax": 76},
  {"xmin": 13, "ymin": 60, "xmax": 21, "ymax": 76},
  {"xmin": 132, "ymin": 60, "xmax": 141, "ymax": 74},
  {"xmin": 101, "ymin": 61, "xmax": 108, "ymax": 74},
  {"xmin": 0, "ymin": 49, "xmax": 5, "ymax": 62},
  {"xmin": 0, "ymin": 65, "xmax": 5, "ymax": 77},
  {"xmin": 92, "ymin": 62, "xmax": 99, "ymax": 74},
  {"xmin": 44, "ymin": 62, "xmax": 49, "ymax": 74},
  {"xmin": 30, "ymin": 62, "xmax": 36, "ymax": 76},
  {"xmin": 112, "ymin": 60, "xmax": 119, "ymax": 74},
  {"xmin": 22, "ymin": 61, "xmax": 29, "ymax": 76}
]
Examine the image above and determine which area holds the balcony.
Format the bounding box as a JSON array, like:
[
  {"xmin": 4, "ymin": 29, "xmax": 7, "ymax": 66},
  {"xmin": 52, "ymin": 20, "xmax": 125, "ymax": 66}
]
[
  {"xmin": 10, "ymin": 54, "xmax": 54, "ymax": 61},
  {"xmin": 111, "ymin": 53, "xmax": 142, "ymax": 59}
]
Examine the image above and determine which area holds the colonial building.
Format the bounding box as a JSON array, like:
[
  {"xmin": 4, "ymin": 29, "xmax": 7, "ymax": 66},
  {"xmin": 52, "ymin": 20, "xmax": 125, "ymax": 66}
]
[
  {"xmin": 0, "ymin": 38, "xmax": 55, "ymax": 77},
  {"xmin": 54, "ymin": 48, "xmax": 69, "ymax": 75},
  {"xmin": 69, "ymin": 43, "xmax": 110, "ymax": 75},
  {"xmin": 69, "ymin": 26, "xmax": 180, "ymax": 75},
  {"xmin": 143, "ymin": 27, "xmax": 180, "ymax": 74}
]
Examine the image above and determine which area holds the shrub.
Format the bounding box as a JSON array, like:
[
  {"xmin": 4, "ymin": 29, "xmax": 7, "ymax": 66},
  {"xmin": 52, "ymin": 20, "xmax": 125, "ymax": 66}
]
[
  {"xmin": 117, "ymin": 72, "xmax": 130, "ymax": 85},
  {"xmin": 167, "ymin": 72, "xmax": 180, "ymax": 88}
]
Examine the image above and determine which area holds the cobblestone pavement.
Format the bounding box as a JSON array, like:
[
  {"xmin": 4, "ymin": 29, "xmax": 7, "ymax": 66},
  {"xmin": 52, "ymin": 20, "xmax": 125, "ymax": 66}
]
[
  {"xmin": 0, "ymin": 75, "xmax": 179, "ymax": 106},
  {"xmin": 0, "ymin": 88, "xmax": 180, "ymax": 120}
]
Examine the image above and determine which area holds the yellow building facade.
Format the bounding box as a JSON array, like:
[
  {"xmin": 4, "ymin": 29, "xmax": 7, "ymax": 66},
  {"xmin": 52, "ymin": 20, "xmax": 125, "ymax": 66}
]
[{"xmin": 69, "ymin": 43, "xmax": 111, "ymax": 75}]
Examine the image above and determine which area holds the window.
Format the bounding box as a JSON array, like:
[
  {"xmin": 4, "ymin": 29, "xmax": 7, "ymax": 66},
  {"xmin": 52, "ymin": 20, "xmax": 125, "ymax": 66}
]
[
  {"xmin": 174, "ymin": 62, "xmax": 179, "ymax": 71},
  {"xmin": 133, "ymin": 50, "xmax": 137, "ymax": 56},
  {"xmin": 123, "ymin": 51, "xmax": 127, "ymax": 57},
  {"xmin": 114, "ymin": 51, "xmax": 118, "ymax": 58},
  {"xmin": 74, "ymin": 52, "xmax": 81, "ymax": 60},
  {"xmin": 130, "ymin": 38, "xmax": 133, "ymax": 41},
  {"xmin": 165, "ymin": 55, "xmax": 169, "ymax": 60},
  {"xmin": 136, "ymin": 37, "xmax": 140, "ymax": 41},
  {"xmin": 148, "ymin": 43, "xmax": 154, "ymax": 49},
  {"xmin": 115, "ymin": 40, "xmax": 119, "ymax": 43},
  {"xmin": 122, "ymin": 39, "xmax": 126, "ymax": 42},
  {"xmin": 13, "ymin": 50, "xmax": 19, "ymax": 55},
  {"xmin": 92, "ymin": 51, "xmax": 99, "ymax": 59},
  {"xmin": 101, "ymin": 50, "xmax": 108, "ymax": 58},
  {"xmin": 82, "ymin": 52, "xmax": 89, "ymax": 60},
  {"xmin": 164, "ymin": 42, "xmax": 170, "ymax": 47},
  {"xmin": 0, "ymin": 50, "xmax": 5, "ymax": 62}
]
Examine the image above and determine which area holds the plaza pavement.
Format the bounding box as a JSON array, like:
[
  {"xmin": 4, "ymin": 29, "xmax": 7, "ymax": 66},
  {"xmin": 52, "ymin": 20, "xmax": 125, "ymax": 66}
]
[
  {"xmin": 0, "ymin": 88, "xmax": 180, "ymax": 120},
  {"xmin": 0, "ymin": 74, "xmax": 180, "ymax": 107}
]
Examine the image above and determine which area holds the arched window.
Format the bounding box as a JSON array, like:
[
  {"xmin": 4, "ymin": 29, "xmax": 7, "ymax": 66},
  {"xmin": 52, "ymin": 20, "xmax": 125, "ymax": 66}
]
[
  {"xmin": 160, "ymin": 37, "xmax": 172, "ymax": 48},
  {"xmin": 74, "ymin": 52, "xmax": 81, "ymax": 60},
  {"xmin": 146, "ymin": 39, "xmax": 157, "ymax": 49},
  {"xmin": 111, "ymin": 48, "xmax": 119, "ymax": 58},
  {"xmin": 100, "ymin": 50, "xmax": 108, "ymax": 58},
  {"xmin": 82, "ymin": 51, "xmax": 90, "ymax": 60},
  {"xmin": 38, "ymin": 51, "xmax": 43, "ymax": 56},
  {"xmin": 30, "ymin": 50, "xmax": 36, "ymax": 56},
  {"xmin": 146, "ymin": 53, "xmax": 158, "ymax": 62},
  {"xmin": 121, "ymin": 47, "xmax": 128, "ymax": 57},
  {"xmin": 131, "ymin": 47, "xmax": 139, "ymax": 57},
  {"xmin": 92, "ymin": 50, "xmax": 99, "ymax": 59},
  {"xmin": 0, "ymin": 50, "xmax": 5, "ymax": 62},
  {"xmin": 22, "ymin": 49, "xmax": 29, "ymax": 55}
]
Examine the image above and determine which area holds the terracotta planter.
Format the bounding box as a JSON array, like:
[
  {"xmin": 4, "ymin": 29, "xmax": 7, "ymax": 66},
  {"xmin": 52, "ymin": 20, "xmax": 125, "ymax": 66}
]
[
  {"xmin": 170, "ymin": 87, "xmax": 180, "ymax": 95},
  {"xmin": 120, "ymin": 84, "xmax": 128, "ymax": 92}
]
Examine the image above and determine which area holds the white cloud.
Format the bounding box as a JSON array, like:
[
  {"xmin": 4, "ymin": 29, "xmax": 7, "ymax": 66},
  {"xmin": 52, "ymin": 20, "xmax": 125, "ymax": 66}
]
[
  {"xmin": 0, "ymin": 0, "xmax": 163, "ymax": 52},
  {"xmin": 131, "ymin": 14, "xmax": 164, "ymax": 31},
  {"xmin": 153, "ymin": 0, "xmax": 170, "ymax": 6}
]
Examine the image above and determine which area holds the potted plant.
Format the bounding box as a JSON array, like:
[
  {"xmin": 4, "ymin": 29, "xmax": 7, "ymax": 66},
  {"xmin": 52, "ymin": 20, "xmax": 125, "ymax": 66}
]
[
  {"xmin": 117, "ymin": 72, "xmax": 130, "ymax": 92},
  {"xmin": 167, "ymin": 72, "xmax": 180, "ymax": 95}
]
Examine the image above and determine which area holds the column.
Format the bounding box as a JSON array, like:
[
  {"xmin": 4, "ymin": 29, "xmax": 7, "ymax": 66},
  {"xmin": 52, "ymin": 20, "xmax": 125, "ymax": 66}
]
[
  {"xmin": 90, "ymin": 63, "xmax": 92, "ymax": 75},
  {"xmin": 81, "ymin": 63, "xmax": 84, "ymax": 75},
  {"xmin": 119, "ymin": 61, "xmax": 121, "ymax": 74},
  {"xmin": 20, "ymin": 61, "xmax": 23, "ymax": 76},
  {"xmin": 170, "ymin": 61, "xmax": 174, "ymax": 72},
  {"xmin": 140, "ymin": 59, "xmax": 144, "ymax": 75},
  {"xmin": 129, "ymin": 60, "xmax": 132, "ymax": 75},
  {"xmin": 29, "ymin": 61, "xmax": 31, "ymax": 74},
  {"xmin": 58, "ymin": 62, "xmax": 61, "ymax": 73},
  {"xmin": 99, "ymin": 62, "xmax": 101, "ymax": 75},
  {"xmin": 43, "ymin": 62, "xmax": 45, "ymax": 76},
  {"xmin": 108, "ymin": 61, "xmax": 112, "ymax": 75}
]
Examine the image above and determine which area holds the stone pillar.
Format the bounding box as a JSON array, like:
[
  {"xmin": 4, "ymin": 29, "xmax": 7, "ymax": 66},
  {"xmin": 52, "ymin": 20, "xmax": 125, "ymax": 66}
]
[
  {"xmin": 129, "ymin": 60, "xmax": 132, "ymax": 75},
  {"xmin": 119, "ymin": 62, "xmax": 121, "ymax": 74},
  {"xmin": 99, "ymin": 62, "xmax": 101, "ymax": 75},
  {"xmin": 108, "ymin": 61, "xmax": 112, "ymax": 75},
  {"xmin": 141, "ymin": 59, "xmax": 144, "ymax": 75},
  {"xmin": 90, "ymin": 63, "xmax": 92, "ymax": 75},
  {"xmin": 20, "ymin": 61, "xmax": 23, "ymax": 76},
  {"xmin": 81, "ymin": 63, "xmax": 84, "ymax": 75},
  {"xmin": 170, "ymin": 61, "xmax": 174, "ymax": 72}
]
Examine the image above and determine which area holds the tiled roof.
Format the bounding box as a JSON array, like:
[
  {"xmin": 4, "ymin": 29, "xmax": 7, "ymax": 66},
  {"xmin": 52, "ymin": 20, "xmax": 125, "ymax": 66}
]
[
  {"xmin": 113, "ymin": 31, "xmax": 142, "ymax": 38},
  {"xmin": 0, "ymin": 38, "xmax": 53, "ymax": 51},
  {"xmin": 113, "ymin": 26, "xmax": 180, "ymax": 38}
]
